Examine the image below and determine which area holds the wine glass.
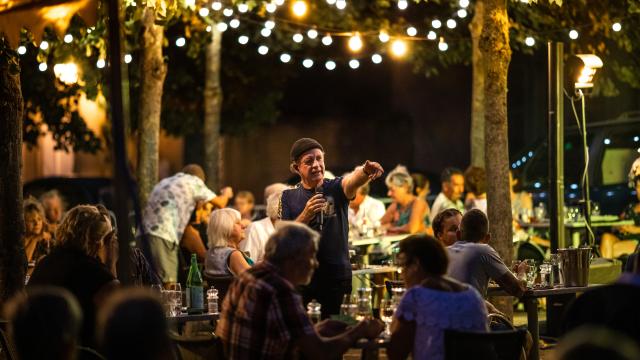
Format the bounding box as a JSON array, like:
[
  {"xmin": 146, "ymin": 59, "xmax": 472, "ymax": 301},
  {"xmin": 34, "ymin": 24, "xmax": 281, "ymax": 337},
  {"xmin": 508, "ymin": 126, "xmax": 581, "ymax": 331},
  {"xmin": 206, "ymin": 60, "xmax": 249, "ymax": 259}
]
[{"xmin": 380, "ymin": 299, "xmax": 395, "ymax": 336}]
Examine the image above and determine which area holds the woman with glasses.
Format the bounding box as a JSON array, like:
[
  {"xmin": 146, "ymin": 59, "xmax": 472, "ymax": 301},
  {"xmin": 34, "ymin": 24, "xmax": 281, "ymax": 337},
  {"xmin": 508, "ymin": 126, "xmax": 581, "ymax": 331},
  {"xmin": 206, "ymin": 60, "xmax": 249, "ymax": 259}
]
[{"xmin": 387, "ymin": 234, "xmax": 487, "ymax": 360}]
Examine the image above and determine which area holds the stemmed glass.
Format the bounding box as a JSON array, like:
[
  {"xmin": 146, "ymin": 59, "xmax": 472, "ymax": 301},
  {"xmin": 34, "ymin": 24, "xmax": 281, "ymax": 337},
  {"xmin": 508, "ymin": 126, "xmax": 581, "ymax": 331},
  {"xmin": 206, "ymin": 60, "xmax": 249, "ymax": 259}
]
[{"xmin": 380, "ymin": 299, "xmax": 396, "ymax": 336}]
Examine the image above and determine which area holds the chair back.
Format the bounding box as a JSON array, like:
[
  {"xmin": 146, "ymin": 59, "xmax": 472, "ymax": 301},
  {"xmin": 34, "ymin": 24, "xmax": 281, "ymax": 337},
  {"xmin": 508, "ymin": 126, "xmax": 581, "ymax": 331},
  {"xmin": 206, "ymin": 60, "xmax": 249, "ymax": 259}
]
[
  {"xmin": 0, "ymin": 328, "xmax": 16, "ymax": 360},
  {"xmin": 444, "ymin": 328, "xmax": 527, "ymax": 360},
  {"xmin": 204, "ymin": 274, "xmax": 235, "ymax": 303}
]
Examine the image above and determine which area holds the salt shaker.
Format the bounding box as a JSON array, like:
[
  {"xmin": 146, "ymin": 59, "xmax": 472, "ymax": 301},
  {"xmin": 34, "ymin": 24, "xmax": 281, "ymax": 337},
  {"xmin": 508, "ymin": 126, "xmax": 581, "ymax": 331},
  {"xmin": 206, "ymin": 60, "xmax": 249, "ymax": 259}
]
[{"xmin": 207, "ymin": 287, "xmax": 219, "ymax": 314}]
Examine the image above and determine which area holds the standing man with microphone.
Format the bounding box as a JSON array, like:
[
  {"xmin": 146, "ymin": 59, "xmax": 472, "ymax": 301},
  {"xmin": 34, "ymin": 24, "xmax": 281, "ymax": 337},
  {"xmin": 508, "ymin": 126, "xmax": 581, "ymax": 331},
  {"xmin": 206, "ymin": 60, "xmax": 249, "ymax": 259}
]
[{"xmin": 281, "ymin": 138, "xmax": 384, "ymax": 318}]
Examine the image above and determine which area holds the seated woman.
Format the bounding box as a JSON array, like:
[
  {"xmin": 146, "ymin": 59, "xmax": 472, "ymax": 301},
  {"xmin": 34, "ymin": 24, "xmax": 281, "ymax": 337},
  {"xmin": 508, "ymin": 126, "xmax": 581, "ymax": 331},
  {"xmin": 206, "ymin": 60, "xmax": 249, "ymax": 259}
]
[
  {"xmin": 388, "ymin": 234, "xmax": 488, "ymax": 360},
  {"xmin": 464, "ymin": 166, "xmax": 487, "ymax": 213},
  {"xmin": 381, "ymin": 166, "xmax": 430, "ymax": 235},
  {"xmin": 23, "ymin": 198, "xmax": 54, "ymax": 270},
  {"xmin": 204, "ymin": 208, "xmax": 252, "ymax": 277},
  {"xmin": 601, "ymin": 175, "xmax": 640, "ymax": 259}
]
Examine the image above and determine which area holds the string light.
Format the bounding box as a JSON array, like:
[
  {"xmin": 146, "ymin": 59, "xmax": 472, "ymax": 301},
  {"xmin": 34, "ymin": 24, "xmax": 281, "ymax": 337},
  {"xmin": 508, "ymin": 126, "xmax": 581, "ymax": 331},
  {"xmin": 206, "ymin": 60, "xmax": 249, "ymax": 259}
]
[
  {"xmin": 390, "ymin": 39, "xmax": 407, "ymax": 57},
  {"xmin": 438, "ymin": 37, "xmax": 448, "ymax": 51},
  {"xmin": 307, "ymin": 29, "xmax": 318, "ymax": 39},
  {"xmin": 40, "ymin": 41, "xmax": 49, "ymax": 50},
  {"xmin": 211, "ymin": 1, "xmax": 221, "ymax": 10},
  {"xmin": 291, "ymin": 0, "xmax": 308, "ymax": 17},
  {"xmin": 432, "ymin": 20, "xmax": 442, "ymax": 29},
  {"xmin": 303, "ymin": 58, "xmax": 314, "ymax": 68},
  {"xmin": 199, "ymin": 7, "xmax": 209, "ymax": 16},
  {"xmin": 64, "ymin": 34, "xmax": 73, "ymax": 43},
  {"xmin": 459, "ymin": 0, "xmax": 469, "ymax": 7},
  {"xmin": 38, "ymin": 63, "xmax": 47, "ymax": 71},
  {"xmin": 327, "ymin": 0, "xmax": 336, "ymax": 4},
  {"xmin": 237, "ymin": 3, "xmax": 249, "ymax": 13},
  {"xmin": 265, "ymin": 20, "xmax": 275, "ymax": 30},
  {"xmin": 379, "ymin": 31, "xmax": 390, "ymax": 43},
  {"xmin": 371, "ymin": 54, "xmax": 382, "ymax": 64},
  {"xmin": 175, "ymin": 37, "xmax": 186, "ymax": 47},
  {"xmin": 185, "ymin": 0, "xmax": 195, "ymax": 8},
  {"xmin": 406, "ymin": 27, "xmax": 417, "ymax": 37},
  {"xmin": 206, "ymin": 25, "xmax": 212, "ymax": 32},
  {"xmin": 230, "ymin": 19, "xmax": 240, "ymax": 28},
  {"xmin": 457, "ymin": 9, "xmax": 467, "ymax": 18},
  {"xmin": 124, "ymin": 54, "xmax": 133, "ymax": 63},
  {"xmin": 325, "ymin": 60, "xmax": 336, "ymax": 70},
  {"xmin": 612, "ymin": 22, "xmax": 621, "ymax": 32},
  {"xmin": 293, "ymin": 33, "xmax": 304, "ymax": 43},
  {"xmin": 258, "ymin": 45, "xmax": 269, "ymax": 55},
  {"xmin": 525, "ymin": 36, "xmax": 535, "ymax": 46},
  {"xmin": 322, "ymin": 34, "xmax": 333, "ymax": 46},
  {"xmin": 266, "ymin": 2, "xmax": 277, "ymax": 12},
  {"xmin": 280, "ymin": 53, "xmax": 291, "ymax": 63},
  {"xmin": 217, "ymin": 22, "xmax": 228, "ymax": 32},
  {"xmin": 261, "ymin": 28, "xmax": 272, "ymax": 37},
  {"xmin": 397, "ymin": 0, "xmax": 407, "ymax": 10},
  {"xmin": 275, "ymin": 0, "xmax": 285, "ymax": 5},
  {"xmin": 569, "ymin": 29, "xmax": 579, "ymax": 39},
  {"xmin": 96, "ymin": 59, "xmax": 106, "ymax": 68},
  {"xmin": 238, "ymin": 35, "xmax": 249, "ymax": 44},
  {"xmin": 446, "ymin": 19, "xmax": 457, "ymax": 29},
  {"xmin": 348, "ymin": 33, "xmax": 363, "ymax": 52},
  {"xmin": 427, "ymin": 31, "xmax": 437, "ymax": 40},
  {"xmin": 336, "ymin": 0, "xmax": 346, "ymax": 10},
  {"xmin": 223, "ymin": 8, "xmax": 233, "ymax": 16},
  {"xmin": 17, "ymin": 46, "xmax": 26, "ymax": 54},
  {"xmin": 349, "ymin": 59, "xmax": 360, "ymax": 69}
]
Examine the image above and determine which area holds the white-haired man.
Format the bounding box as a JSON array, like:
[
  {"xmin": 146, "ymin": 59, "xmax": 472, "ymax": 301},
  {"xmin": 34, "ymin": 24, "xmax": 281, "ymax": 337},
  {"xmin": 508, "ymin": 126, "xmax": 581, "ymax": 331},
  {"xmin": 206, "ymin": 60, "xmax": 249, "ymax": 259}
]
[{"xmin": 218, "ymin": 221, "xmax": 383, "ymax": 359}]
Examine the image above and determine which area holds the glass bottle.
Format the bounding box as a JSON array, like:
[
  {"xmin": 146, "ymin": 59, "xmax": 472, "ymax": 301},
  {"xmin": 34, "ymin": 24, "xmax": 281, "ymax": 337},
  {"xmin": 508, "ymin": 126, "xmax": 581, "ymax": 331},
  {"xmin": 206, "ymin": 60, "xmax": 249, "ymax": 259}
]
[
  {"xmin": 307, "ymin": 299, "xmax": 322, "ymax": 324},
  {"xmin": 186, "ymin": 253, "xmax": 204, "ymax": 313}
]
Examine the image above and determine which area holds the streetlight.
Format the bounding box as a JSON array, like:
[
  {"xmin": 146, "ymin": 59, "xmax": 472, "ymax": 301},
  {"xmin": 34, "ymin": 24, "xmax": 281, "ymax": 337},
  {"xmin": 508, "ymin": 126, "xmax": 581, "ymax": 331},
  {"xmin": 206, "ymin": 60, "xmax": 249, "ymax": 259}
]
[{"xmin": 565, "ymin": 54, "xmax": 603, "ymax": 93}]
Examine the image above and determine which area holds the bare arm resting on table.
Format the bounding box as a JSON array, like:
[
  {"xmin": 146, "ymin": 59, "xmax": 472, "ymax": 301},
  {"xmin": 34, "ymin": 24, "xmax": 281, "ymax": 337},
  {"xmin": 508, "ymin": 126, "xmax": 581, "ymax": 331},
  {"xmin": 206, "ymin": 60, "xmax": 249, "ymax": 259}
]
[{"xmin": 297, "ymin": 319, "xmax": 384, "ymax": 360}]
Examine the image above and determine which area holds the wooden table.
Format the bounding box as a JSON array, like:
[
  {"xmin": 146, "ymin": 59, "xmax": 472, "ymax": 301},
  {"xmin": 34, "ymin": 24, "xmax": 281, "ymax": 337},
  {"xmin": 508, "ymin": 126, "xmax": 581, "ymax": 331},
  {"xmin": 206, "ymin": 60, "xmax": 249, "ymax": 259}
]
[
  {"xmin": 488, "ymin": 284, "xmax": 602, "ymax": 360},
  {"xmin": 352, "ymin": 266, "xmax": 399, "ymax": 277},
  {"xmin": 349, "ymin": 234, "xmax": 408, "ymax": 247},
  {"xmin": 167, "ymin": 312, "xmax": 219, "ymax": 324}
]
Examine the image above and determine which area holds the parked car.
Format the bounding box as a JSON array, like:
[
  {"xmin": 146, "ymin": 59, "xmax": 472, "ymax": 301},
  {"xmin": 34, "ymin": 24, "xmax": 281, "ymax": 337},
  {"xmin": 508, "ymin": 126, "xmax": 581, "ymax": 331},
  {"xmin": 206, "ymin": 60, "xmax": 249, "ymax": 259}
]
[{"xmin": 512, "ymin": 111, "xmax": 640, "ymax": 215}]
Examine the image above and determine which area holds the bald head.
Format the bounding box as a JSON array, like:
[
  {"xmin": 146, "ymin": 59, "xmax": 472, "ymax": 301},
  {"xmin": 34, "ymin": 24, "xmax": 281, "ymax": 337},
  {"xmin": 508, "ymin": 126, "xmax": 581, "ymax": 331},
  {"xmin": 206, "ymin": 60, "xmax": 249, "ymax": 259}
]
[{"xmin": 182, "ymin": 164, "xmax": 206, "ymax": 181}]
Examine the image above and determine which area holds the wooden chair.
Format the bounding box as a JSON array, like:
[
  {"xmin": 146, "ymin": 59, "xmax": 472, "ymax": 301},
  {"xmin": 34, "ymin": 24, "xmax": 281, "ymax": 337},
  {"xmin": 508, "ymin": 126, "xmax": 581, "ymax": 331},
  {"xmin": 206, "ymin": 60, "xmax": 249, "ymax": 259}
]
[
  {"xmin": 0, "ymin": 328, "xmax": 16, "ymax": 360},
  {"xmin": 444, "ymin": 328, "xmax": 527, "ymax": 360}
]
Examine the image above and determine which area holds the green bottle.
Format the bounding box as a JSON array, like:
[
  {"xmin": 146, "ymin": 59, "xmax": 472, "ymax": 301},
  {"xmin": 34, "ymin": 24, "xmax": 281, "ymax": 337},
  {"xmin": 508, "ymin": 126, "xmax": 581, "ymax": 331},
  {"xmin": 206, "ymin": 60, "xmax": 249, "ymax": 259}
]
[{"xmin": 186, "ymin": 253, "xmax": 204, "ymax": 314}]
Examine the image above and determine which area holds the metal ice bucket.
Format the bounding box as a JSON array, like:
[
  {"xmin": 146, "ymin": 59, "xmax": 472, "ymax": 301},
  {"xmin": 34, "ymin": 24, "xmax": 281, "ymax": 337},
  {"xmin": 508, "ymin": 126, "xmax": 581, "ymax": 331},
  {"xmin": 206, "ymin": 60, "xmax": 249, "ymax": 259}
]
[{"xmin": 557, "ymin": 247, "xmax": 592, "ymax": 287}]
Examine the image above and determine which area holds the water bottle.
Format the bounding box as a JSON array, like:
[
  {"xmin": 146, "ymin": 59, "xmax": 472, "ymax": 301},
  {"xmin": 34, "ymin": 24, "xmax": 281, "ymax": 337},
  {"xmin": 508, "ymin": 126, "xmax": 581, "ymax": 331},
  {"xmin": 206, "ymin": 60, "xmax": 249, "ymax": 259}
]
[
  {"xmin": 307, "ymin": 299, "xmax": 321, "ymax": 324},
  {"xmin": 186, "ymin": 253, "xmax": 204, "ymax": 313},
  {"xmin": 207, "ymin": 286, "xmax": 219, "ymax": 314}
]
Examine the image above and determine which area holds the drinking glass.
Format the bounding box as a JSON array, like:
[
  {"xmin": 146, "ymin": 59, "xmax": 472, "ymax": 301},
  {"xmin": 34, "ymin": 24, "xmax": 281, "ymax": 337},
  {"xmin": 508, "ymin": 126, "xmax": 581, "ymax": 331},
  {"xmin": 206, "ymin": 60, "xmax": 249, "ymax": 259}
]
[
  {"xmin": 380, "ymin": 299, "xmax": 395, "ymax": 336},
  {"xmin": 524, "ymin": 260, "xmax": 538, "ymax": 288},
  {"xmin": 167, "ymin": 283, "xmax": 182, "ymax": 316},
  {"xmin": 539, "ymin": 262, "xmax": 553, "ymax": 288}
]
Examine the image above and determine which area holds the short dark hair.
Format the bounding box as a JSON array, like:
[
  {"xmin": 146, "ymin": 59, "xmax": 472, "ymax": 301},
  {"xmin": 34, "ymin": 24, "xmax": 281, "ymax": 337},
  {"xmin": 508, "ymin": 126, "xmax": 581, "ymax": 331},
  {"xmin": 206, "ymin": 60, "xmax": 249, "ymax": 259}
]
[
  {"xmin": 398, "ymin": 234, "xmax": 448, "ymax": 276},
  {"xmin": 441, "ymin": 167, "xmax": 463, "ymax": 184},
  {"xmin": 432, "ymin": 208, "xmax": 463, "ymax": 238},
  {"xmin": 464, "ymin": 166, "xmax": 486, "ymax": 195},
  {"xmin": 460, "ymin": 209, "xmax": 489, "ymax": 243}
]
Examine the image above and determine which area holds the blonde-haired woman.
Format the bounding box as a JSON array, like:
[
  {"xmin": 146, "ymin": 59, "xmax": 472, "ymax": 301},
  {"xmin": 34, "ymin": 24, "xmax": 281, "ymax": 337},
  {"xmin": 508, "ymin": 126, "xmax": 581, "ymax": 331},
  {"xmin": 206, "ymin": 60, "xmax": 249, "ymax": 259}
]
[
  {"xmin": 381, "ymin": 166, "xmax": 430, "ymax": 235},
  {"xmin": 204, "ymin": 208, "xmax": 253, "ymax": 277}
]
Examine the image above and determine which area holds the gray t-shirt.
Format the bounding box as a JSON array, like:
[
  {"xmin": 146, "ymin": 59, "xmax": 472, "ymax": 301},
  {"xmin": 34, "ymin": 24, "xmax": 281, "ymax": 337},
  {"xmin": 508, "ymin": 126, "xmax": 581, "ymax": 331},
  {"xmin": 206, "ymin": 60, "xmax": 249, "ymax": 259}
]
[{"xmin": 446, "ymin": 241, "xmax": 510, "ymax": 297}]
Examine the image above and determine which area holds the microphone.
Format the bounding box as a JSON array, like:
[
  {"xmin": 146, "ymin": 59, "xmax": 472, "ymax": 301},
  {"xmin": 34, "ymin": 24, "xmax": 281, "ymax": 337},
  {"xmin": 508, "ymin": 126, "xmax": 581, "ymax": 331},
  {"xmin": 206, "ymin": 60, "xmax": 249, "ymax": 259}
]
[{"xmin": 315, "ymin": 184, "xmax": 324, "ymax": 231}]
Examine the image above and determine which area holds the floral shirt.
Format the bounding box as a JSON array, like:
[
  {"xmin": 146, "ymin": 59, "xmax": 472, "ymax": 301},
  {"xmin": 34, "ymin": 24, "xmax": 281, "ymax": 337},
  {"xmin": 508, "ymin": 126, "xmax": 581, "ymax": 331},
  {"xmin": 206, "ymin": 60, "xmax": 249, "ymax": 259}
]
[{"xmin": 141, "ymin": 173, "xmax": 216, "ymax": 245}]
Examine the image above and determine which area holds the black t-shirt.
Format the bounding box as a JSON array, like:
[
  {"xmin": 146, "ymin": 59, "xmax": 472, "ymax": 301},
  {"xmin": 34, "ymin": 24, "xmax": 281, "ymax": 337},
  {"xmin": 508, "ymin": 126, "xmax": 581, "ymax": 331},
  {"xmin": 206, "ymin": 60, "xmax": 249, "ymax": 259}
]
[
  {"xmin": 281, "ymin": 177, "xmax": 351, "ymax": 280},
  {"xmin": 28, "ymin": 247, "xmax": 116, "ymax": 347}
]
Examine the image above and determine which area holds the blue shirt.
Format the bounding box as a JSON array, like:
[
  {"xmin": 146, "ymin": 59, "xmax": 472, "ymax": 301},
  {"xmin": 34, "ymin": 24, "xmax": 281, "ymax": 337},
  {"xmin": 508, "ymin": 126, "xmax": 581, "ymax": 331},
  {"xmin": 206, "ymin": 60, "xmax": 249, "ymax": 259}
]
[{"xmin": 281, "ymin": 177, "xmax": 351, "ymax": 280}]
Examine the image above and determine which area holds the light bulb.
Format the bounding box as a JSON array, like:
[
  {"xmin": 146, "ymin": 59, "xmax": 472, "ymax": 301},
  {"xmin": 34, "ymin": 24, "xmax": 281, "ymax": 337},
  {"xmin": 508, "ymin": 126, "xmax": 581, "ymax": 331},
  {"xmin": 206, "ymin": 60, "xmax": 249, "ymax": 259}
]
[
  {"xmin": 275, "ymin": 0, "xmax": 285, "ymax": 5},
  {"xmin": 371, "ymin": 54, "xmax": 382, "ymax": 64},
  {"xmin": 427, "ymin": 31, "xmax": 437, "ymax": 40},
  {"xmin": 327, "ymin": 0, "xmax": 336, "ymax": 4},
  {"xmin": 38, "ymin": 62, "xmax": 48, "ymax": 71},
  {"xmin": 238, "ymin": 35, "xmax": 249, "ymax": 44},
  {"xmin": 124, "ymin": 54, "xmax": 133, "ymax": 63},
  {"xmin": 525, "ymin": 36, "xmax": 535, "ymax": 47},
  {"xmin": 307, "ymin": 29, "xmax": 318, "ymax": 39},
  {"xmin": 291, "ymin": 0, "xmax": 307, "ymax": 17},
  {"xmin": 237, "ymin": 3, "xmax": 249, "ymax": 12},
  {"xmin": 199, "ymin": 7, "xmax": 209, "ymax": 16},
  {"xmin": 432, "ymin": 19, "xmax": 442, "ymax": 29},
  {"xmin": 438, "ymin": 37, "xmax": 448, "ymax": 51},
  {"xmin": 459, "ymin": 0, "xmax": 469, "ymax": 7},
  {"xmin": 379, "ymin": 31, "xmax": 389, "ymax": 43},
  {"xmin": 206, "ymin": 25, "xmax": 212, "ymax": 32},
  {"xmin": 96, "ymin": 59, "xmax": 106, "ymax": 68},
  {"xmin": 325, "ymin": 60, "xmax": 336, "ymax": 70},
  {"xmin": 64, "ymin": 34, "xmax": 73, "ymax": 43},
  {"xmin": 302, "ymin": 59, "xmax": 314, "ymax": 68},
  {"xmin": 390, "ymin": 39, "xmax": 407, "ymax": 57},
  {"xmin": 223, "ymin": 8, "xmax": 233, "ymax": 16},
  {"xmin": 293, "ymin": 33, "xmax": 304, "ymax": 43},
  {"xmin": 446, "ymin": 19, "xmax": 457, "ymax": 29},
  {"xmin": 229, "ymin": 19, "xmax": 240, "ymax": 28},
  {"xmin": 280, "ymin": 53, "xmax": 291, "ymax": 63},
  {"xmin": 261, "ymin": 28, "xmax": 272, "ymax": 37},
  {"xmin": 569, "ymin": 29, "xmax": 578, "ymax": 39},
  {"xmin": 407, "ymin": 27, "xmax": 417, "ymax": 37},
  {"xmin": 17, "ymin": 46, "xmax": 26, "ymax": 55},
  {"xmin": 265, "ymin": 21, "xmax": 275, "ymax": 30},
  {"xmin": 258, "ymin": 45, "xmax": 269, "ymax": 55},
  {"xmin": 612, "ymin": 22, "xmax": 621, "ymax": 32},
  {"xmin": 321, "ymin": 34, "xmax": 333, "ymax": 46},
  {"xmin": 40, "ymin": 41, "xmax": 49, "ymax": 50},
  {"xmin": 397, "ymin": 0, "xmax": 407, "ymax": 10},
  {"xmin": 175, "ymin": 37, "xmax": 186, "ymax": 47},
  {"xmin": 266, "ymin": 2, "xmax": 277, "ymax": 12},
  {"xmin": 349, "ymin": 59, "xmax": 359, "ymax": 69},
  {"xmin": 348, "ymin": 33, "xmax": 363, "ymax": 52},
  {"xmin": 211, "ymin": 1, "xmax": 222, "ymax": 10},
  {"xmin": 457, "ymin": 9, "xmax": 467, "ymax": 18},
  {"xmin": 54, "ymin": 63, "xmax": 79, "ymax": 84},
  {"xmin": 336, "ymin": 0, "xmax": 346, "ymax": 10},
  {"xmin": 217, "ymin": 22, "xmax": 228, "ymax": 32}
]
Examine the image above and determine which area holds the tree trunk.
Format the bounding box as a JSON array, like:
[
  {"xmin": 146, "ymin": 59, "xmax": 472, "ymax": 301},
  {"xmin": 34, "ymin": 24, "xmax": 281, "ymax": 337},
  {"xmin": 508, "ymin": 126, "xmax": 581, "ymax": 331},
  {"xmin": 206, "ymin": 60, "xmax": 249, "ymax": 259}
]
[
  {"xmin": 137, "ymin": 7, "xmax": 167, "ymax": 206},
  {"xmin": 470, "ymin": 0, "xmax": 486, "ymax": 168},
  {"xmin": 0, "ymin": 51, "xmax": 26, "ymax": 302},
  {"xmin": 203, "ymin": 28, "xmax": 223, "ymax": 190},
  {"xmin": 480, "ymin": 0, "xmax": 513, "ymax": 318}
]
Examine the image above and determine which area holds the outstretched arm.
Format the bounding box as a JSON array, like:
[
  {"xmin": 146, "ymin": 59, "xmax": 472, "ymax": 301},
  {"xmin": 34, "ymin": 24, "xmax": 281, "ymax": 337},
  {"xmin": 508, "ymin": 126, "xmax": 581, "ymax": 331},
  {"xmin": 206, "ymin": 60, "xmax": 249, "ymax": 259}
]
[{"xmin": 342, "ymin": 161, "xmax": 384, "ymax": 199}]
